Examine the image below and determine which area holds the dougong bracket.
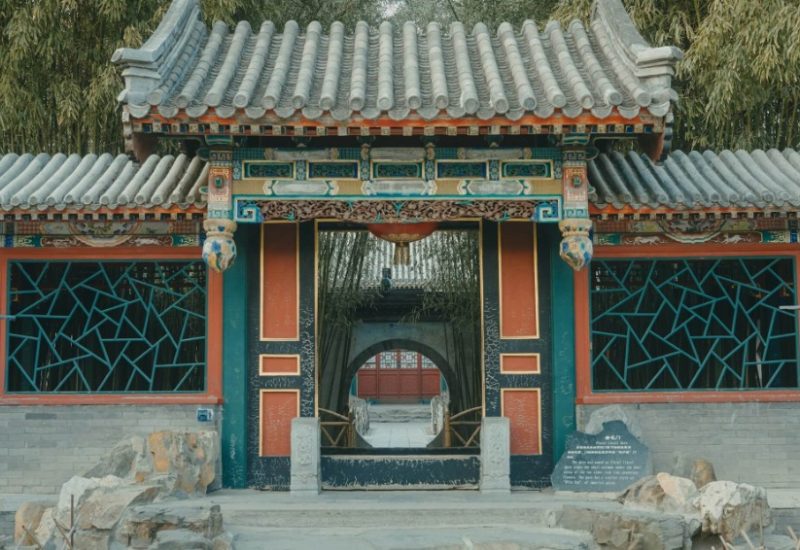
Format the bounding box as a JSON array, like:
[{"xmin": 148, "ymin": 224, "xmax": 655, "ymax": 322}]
[
  {"xmin": 203, "ymin": 149, "xmax": 237, "ymax": 272},
  {"xmin": 559, "ymin": 148, "xmax": 592, "ymax": 270}
]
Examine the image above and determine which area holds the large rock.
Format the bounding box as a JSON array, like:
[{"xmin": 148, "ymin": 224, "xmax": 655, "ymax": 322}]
[
  {"xmin": 114, "ymin": 503, "xmax": 224, "ymax": 548},
  {"xmin": 56, "ymin": 475, "xmax": 126, "ymax": 523},
  {"xmin": 33, "ymin": 507, "xmax": 57, "ymax": 548},
  {"xmin": 24, "ymin": 430, "xmax": 219, "ymax": 548},
  {"xmin": 150, "ymin": 528, "xmax": 213, "ymax": 549},
  {"xmin": 29, "ymin": 476, "xmax": 157, "ymax": 549},
  {"xmin": 691, "ymin": 480, "xmax": 771, "ymax": 542},
  {"xmin": 671, "ymin": 453, "xmax": 717, "ymax": 489},
  {"xmin": 14, "ymin": 501, "xmax": 51, "ymax": 545},
  {"xmin": 212, "ymin": 532, "xmax": 235, "ymax": 550},
  {"xmin": 81, "ymin": 430, "xmax": 219, "ymax": 498},
  {"xmin": 550, "ymin": 505, "xmax": 696, "ymax": 550},
  {"xmin": 621, "ymin": 473, "xmax": 698, "ymax": 514},
  {"xmin": 135, "ymin": 431, "xmax": 218, "ymax": 497},
  {"xmin": 76, "ymin": 484, "xmax": 161, "ymax": 531},
  {"xmin": 584, "ymin": 405, "xmax": 643, "ymax": 441},
  {"xmin": 84, "ymin": 435, "xmax": 144, "ymax": 478}
]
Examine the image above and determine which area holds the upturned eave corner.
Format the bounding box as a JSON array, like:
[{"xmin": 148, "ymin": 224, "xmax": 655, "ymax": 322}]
[
  {"xmin": 591, "ymin": 0, "xmax": 683, "ymax": 120},
  {"xmin": 113, "ymin": 0, "xmax": 683, "ymax": 134}
]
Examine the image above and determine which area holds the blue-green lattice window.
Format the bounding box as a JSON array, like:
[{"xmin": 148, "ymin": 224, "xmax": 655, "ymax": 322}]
[
  {"xmin": 590, "ymin": 257, "xmax": 799, "ymax": 391},
  {"xmin": 6, "ymin": 261, "xmax": 207, "ymax": 393}
]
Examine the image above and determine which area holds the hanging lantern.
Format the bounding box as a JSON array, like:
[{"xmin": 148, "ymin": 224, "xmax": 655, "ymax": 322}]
[{"xmin": 367, "ymin": 222, "xmax": 437, "ymax": 265}]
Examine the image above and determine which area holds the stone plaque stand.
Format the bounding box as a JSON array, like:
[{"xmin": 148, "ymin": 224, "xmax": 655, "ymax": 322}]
[
  {"xmin": 480, "ymin": 417, "xmax": 510, "ymax": 493},
  {"xmin": 290, "ymin": 417, "xmax": 320, "ymax": 495}
]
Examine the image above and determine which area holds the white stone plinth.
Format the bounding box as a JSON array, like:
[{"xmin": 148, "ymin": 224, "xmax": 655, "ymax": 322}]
[
  {"xmin": 290, "ymin": 417, "xmax": 320, "ymax": 495},
  {"xmin": 480, "ymin": 416, "xmax": 510, "ymax": 493}
]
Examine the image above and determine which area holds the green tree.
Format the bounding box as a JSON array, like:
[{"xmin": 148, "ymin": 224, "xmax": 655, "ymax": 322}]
[
  {"xmin": 3, "ymin": 0, "xmax": 800, "ymax": 154},
  {"xmin": 551, "ymin": 0, "xmax": 800, "ymax": 151},
  {"xmin": 394, "ymin": 0, "xmax": 800, "ymax": 152},
  {"xmin": 0, "ymin": 0, "xmax": 380, "ymax": 155}
]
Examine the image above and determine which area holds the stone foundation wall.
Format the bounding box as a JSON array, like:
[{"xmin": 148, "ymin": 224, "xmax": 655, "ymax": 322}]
[
  {"xmin": 576, "ymin": 402, "xmax": 800, "ymax": 488},
  {"xmin": 0, "ymin": 404, "xmax": 220, "ymax": 495}
]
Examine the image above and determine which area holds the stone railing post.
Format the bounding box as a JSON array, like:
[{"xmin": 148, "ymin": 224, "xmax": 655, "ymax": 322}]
[
  {"xmin": 290, "ymin": 417, "xmax": 321, "ymax": 495},
  {"xmin": 480, "ymin": 416, "xmax": 510, "ymax": 493}
]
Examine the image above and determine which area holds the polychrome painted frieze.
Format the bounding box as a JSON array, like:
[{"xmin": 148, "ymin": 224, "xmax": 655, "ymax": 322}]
[
  {"xmin": 234, "ymin": 198, "xmax": 562, "ymax": 224},
  {"xmin": 0, "ymin": 220, "xmax": 202, "ymax": 248},
  {"xmin": 230, "ymin": 146, "xmax": 563, "ymax": 209},
  {"xmin": 593, "ymin": 217, "xmax": 800, "ymax": 245}
]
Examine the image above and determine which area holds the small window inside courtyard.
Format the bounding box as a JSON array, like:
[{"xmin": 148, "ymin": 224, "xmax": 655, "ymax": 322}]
[
  {"xmin": 590, "ymin": 257, "xmax": 799, "ymax": 391},
  {"xmin": 5, "ymin": 260, "xmax": 207, "ymax": 393}
]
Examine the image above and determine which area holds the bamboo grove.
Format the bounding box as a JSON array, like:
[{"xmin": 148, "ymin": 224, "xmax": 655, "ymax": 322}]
[{"xmin": 3, "ymin": 0, "xmax": 800, "ymax": 154}]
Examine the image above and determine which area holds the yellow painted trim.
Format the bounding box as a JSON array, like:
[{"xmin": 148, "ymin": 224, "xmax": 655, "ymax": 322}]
[
  {"xmin": 259, "ymin": 354, "xmax": 302, "ymax": 376},
  {"xmin": 500, "ymin": 352, "xmax": 541, "ymax": 375},
  {"xmin": 232, "ymin": 180, "xmax": 265, "ymax": 194},
  {"xmin": 258, "ymin": 388, "xmax": 301, "ymax": 457},
  {"xmin": 498, "ymin": 221, "xmax": 540, "ymax": 340},
  {"xmin": 529, "ymin": 180, "xmax": 563, "ymax": 195},
  {"xmin": 500, "ymin": 387, "xmax": 543, "ymax": 456}
]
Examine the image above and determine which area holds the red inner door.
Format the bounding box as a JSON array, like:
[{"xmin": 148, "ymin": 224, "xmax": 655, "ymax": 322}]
[{"xmin": 357, "ymin": 350, "xmax": 440, "ymax": 402}]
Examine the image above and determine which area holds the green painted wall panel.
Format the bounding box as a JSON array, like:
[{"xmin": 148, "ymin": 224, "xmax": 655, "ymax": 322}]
[
  {"xmin": 221, "ymin": 225, "xmax": 254, "ymax": 488},
  {"xmin": 547, "ymin": 225, "xmax": 576, "ymax": 464}
]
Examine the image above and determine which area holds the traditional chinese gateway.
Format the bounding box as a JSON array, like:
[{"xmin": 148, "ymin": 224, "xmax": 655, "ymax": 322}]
[{"xmin": 1, "ymin": 0, "xmax": 799, "ymax": 493}]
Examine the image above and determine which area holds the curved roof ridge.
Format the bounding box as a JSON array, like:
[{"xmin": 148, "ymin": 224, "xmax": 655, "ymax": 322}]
[{"xmin": 113, "ymin": 0, "xmax": 681, "ymax": 126}]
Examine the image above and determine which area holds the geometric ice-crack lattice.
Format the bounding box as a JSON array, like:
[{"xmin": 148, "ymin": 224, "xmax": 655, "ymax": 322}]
[
  {"xmin": 6, "ymin": 261, "xmax": 207, "ymax": 393},
  {"xmin": 591, "ymin": 257, "xmax": 799, "ymax": 391}
]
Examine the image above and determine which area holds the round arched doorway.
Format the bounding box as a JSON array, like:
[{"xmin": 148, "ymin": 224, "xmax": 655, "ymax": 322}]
[
  {"xmin": 350, "ymin": 347, "xmax": 449, "ymax": 448},
  {"xmin": 352, "ymin": 348, "xmax": 448, "ymax": 403}
]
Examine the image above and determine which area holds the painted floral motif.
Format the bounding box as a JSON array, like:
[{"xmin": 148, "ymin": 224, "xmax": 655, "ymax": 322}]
[
  {"xmin": 254, "ymin": 199, "xmax": 558, "ymax": 224},
  {"xmin": 559, "ymin": 218, "xmax": 593, "ymax": 271},
  {"xmin": 202, "ymin": 219, "xmax": 237, "ymax": 272}
]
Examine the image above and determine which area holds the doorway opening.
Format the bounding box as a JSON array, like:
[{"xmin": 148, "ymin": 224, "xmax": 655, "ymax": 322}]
[
  {"xmin": 351, "ymin": 349, "xmax": 448, "ymax": 448},
  {"xmin": 316, "ymin": 222, "xmax": 482, "ymax": 453}
]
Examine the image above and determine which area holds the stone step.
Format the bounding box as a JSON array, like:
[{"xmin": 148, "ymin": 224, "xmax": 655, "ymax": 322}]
[
  {"xmin": 230, "ymin": 524, "xmax": 597, "ymax": 550},
  {"xmin": 225, "ymin": 500, "xmax": 552, "ymax": 529},
  {"xmin": 204, "ymin": 490, "xmax": 577, "ymax": 530},
  {"xmin": 368, "ymin": 404, "xmax": 432, "ymax": 423}
]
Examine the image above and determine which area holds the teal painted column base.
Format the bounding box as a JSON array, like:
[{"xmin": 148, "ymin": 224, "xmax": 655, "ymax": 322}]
[
  {"xmin": 548, "ymin": 224, "xmax": 577, "ymax": 464},
  {"xmin": 221, "ymin": 225, "xmax": 253, "ymax": 488}
]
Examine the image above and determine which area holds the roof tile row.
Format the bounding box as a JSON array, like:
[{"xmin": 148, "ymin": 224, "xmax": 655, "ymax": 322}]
[
  {"xmin": 113, "ymin": 0, "xmax": 681, "ymax": 123},
  {"xmin": 2, "ymin": 148, "xmax": 799, "ymax": 214}
]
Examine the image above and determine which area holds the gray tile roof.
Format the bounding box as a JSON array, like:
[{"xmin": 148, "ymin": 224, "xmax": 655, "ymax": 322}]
[
  {"xmin": 0, "ymin": 153, "xmax": 206, "ymax": 212},
  {"xmin": 5, "ymin": 147, "xmax": 798, "ymax": 217},
  {"xmin": 113, "ymin": 0, "xmax": 681, "ymax": 123},
  {"xmin": 588, "ymin": 149, "xmax": 800, "ymax": 211}
]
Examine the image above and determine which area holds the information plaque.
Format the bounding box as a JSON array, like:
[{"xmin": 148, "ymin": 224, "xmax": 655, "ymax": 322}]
[{"xmin": 551, "ymin": 420, "xmax": 651, "ymax": 492}]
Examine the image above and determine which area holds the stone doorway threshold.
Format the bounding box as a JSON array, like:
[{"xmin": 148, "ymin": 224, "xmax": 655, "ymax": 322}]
[
  {"xmin": 195, "ymin": 488, "xmax": 608, "ymax": 549},
  {"xmin": 188, "ymin": 488, "xmax": 800, "ymax": 549}
]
